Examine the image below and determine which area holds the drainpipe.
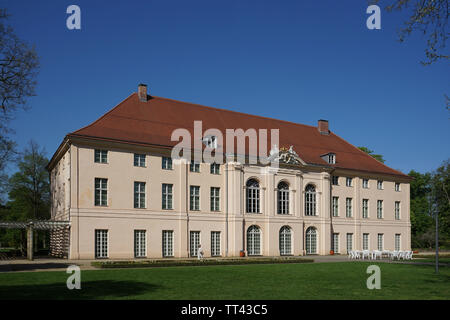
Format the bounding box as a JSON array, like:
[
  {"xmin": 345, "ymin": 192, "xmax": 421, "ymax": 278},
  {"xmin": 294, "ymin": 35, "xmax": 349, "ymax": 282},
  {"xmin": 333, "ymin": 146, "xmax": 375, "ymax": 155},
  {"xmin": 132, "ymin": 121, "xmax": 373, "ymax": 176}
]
[
  {"xmin": 186, "ymin": 160, "xmax": 190, "ymax": 258},
  {"xmin": 225, "ymin": 162, "xmax": 229, "ymax": 257}
]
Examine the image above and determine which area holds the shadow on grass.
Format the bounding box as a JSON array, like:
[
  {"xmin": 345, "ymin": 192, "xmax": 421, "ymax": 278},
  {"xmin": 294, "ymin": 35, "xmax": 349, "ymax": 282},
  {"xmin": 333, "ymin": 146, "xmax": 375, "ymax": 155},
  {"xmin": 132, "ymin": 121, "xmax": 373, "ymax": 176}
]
[
  {"xmin": 0, "ymin": 280, "xmax": 161, "ymax": 300},
  {"xmin": 0, "ymin": 263, "xmax": 73, "ymax": 272}
]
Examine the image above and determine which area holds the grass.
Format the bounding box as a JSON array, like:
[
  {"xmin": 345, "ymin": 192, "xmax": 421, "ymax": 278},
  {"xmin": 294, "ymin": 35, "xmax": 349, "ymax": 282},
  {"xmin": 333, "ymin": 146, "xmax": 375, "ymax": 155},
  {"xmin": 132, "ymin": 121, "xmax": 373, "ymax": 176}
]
[{"xmin": 0, "ymin": 262, "xmax": 449, "ymax": 300}]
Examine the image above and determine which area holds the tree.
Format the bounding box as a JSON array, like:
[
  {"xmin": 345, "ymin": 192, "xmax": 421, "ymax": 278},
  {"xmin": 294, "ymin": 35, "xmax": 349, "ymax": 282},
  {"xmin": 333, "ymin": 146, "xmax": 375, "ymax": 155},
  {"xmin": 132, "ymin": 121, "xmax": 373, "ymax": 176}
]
[
  {"xmin": 431, "ymin": 159, "xmax": 450, "ymax": 243},
  {"xmin": 7, "ymin": 140, "xmax": 50, "ymax": 221},
  {"xmin": 0, "ymin": 9, "xmax": 39, "ymax": 200},
  {"xmin": 358, "ymin": 146, "xmax": 386, "ymax": 163},
  {"xmin": 372, "ymin": 0, "xmax": 449, "ymax": 65}
]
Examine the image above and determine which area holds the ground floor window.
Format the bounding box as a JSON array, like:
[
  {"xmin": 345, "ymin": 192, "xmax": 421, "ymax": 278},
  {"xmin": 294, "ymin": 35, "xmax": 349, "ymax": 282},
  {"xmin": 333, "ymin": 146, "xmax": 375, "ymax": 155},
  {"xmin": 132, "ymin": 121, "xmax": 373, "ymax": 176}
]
[
  {"xmin": 279, "ymin": 226, "xmax": 292, "ymax": 255},
  {"xmin": 211, "ymin": 231, "xmax": 221, "ymax": 256},
  {"xmin": 363, "ymin": 233, "xmax": 369, "ymax": 250},
  {"xmin": 395, "ymin": 234, "xmax": 401, "ymax": 251},
  {"xmin": 247, "ymin": 225, "xmax": 261, "ymax": 256},
  {"xmin": 162, "ymin": 230, "xmax": 173, "ymax": 257},
  {"xmin": 95, "ymin": 229, "xmax": 108, "ymax": 258},
  {"xmin": 346, "ymin": 233, "xmax": 353, "ymax": 253},
  {"xmin": 306, "ymin": 227, "xmax": 317, "ymax": 254},
  {"xmin": 377, "ymin": 233, "xmax": 384, "ymax": 251},
  {"xmin": 332, "ymin": 233, "xmax": 339, "ymax": 253},
  {"xmin": 190, "ymin": 231, "xmax": 200, "ymax": 257},
  {"xmin": 134, "ymin": 230, "xmax": 146, "ymax": 258}
]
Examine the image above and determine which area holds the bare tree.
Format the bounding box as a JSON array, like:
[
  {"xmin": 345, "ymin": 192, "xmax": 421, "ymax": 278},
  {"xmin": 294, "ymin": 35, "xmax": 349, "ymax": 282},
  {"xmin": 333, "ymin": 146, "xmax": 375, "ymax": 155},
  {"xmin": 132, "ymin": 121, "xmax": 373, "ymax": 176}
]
[{"xmin": 373, "ymin": 0, "xmax": 449, "ymax": 65}]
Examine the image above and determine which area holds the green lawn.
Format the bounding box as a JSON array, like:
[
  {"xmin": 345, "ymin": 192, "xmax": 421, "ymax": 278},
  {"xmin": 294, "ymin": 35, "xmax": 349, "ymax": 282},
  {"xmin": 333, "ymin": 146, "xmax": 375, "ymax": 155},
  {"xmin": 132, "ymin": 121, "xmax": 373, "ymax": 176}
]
[{"xmin": 0, "ymin": 262, "xmax": 449, "ymax": 300}]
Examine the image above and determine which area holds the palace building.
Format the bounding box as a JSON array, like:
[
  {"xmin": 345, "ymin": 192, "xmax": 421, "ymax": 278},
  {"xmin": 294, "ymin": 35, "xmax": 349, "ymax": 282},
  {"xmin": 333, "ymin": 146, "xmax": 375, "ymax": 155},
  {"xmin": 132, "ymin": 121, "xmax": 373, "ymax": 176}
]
[{"xmin": 47, "ymin": 84, "xmax": 411, "ymax": 259}]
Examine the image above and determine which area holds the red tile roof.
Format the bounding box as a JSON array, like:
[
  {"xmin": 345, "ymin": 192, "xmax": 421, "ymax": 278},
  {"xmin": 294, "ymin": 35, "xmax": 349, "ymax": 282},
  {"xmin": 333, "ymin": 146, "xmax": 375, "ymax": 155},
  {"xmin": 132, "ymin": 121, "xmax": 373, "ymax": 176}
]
[{"xmin": 69, "ymin": 93, "xmax": 409, "ymax": 178}]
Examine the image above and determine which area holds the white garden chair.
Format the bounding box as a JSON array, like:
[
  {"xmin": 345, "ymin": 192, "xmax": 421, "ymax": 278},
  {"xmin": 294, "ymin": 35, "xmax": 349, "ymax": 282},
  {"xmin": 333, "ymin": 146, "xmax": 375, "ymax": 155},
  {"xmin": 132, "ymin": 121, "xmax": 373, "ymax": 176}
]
[
  {"xmin": 373, "ymin": 250, "xmax": 382, "ymax": 260},
  {"xmin": 391, "ymin": 251, "xmax": 399, "ymax": 260},
  {"xmin": 362, "ymin": 250, "xmax": 371, "ymax": 260}
]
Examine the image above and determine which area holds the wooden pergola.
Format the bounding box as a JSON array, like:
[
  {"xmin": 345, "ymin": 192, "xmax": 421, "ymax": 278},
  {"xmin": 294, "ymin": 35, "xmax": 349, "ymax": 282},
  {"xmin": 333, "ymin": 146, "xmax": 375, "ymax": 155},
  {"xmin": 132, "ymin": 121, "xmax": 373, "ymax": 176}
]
[{"xmin": 0, "ymin": 220, "xmax": 70, "ymax": 260}]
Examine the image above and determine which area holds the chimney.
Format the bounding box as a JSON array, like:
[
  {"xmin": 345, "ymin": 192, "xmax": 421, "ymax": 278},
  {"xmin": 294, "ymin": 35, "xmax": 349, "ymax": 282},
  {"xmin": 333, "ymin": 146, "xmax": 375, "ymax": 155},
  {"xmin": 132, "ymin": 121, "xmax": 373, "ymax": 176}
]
[
  {"xmin": 138, "ymin": 83, "xmax": 148, "ymax": 102},
  {"xmin": 318, "ymin": 119, "xmax": 329, "ymax": 135}
]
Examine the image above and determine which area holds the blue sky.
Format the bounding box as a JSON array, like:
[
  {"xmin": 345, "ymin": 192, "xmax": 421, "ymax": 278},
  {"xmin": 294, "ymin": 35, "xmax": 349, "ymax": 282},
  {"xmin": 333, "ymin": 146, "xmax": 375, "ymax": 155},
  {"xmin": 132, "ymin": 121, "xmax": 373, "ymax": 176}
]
[{"xmin": 2, "ymin": 0, "xmax": 449, "ymax": 174}]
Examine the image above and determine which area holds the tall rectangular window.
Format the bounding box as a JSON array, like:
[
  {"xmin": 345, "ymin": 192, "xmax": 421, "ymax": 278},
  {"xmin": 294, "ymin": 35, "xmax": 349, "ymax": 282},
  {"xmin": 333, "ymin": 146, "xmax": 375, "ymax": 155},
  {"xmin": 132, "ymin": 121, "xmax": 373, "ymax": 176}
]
[
  {"xmin": 134, "ymin": 182, "xmax": 146, "ymax": 208},
  {"xmin": 211, "ymin": 231, "xmax": 221, "ymax": 256},
  {"xmin": 333, "ymin": 233, "xmax": 339, "ymax": 253},
  {"xmin": 162, "ymin": 184, "xmax": 173, "ymax": 210},
  {"xmin": 134, "ymin": 230, "xmax": 146, "ymax": 258},
  {"xmin": 94, "ymin": 178, "xmax": 108, "ymax": 206},
  {"xmin": 210, "ymin": 187, "xmax": 220, "ymax": 211},
  {"xmin": 346, "ymin": 233, "xmax": 353, "ymax": 253},
  {"xmin": 377, "ymin": 180, "xmax": 383, "ymax": 190},
  {"xmin": 162, "ymin": 157, "xmax": 173, "ymax": 170},
  {"xmin": 94, "ymin": 149, "xmax": 108, "ymax": 163},
  {"xmin": 377, "ymin": 233, "xmax": 383, "ymax": 251},
  {"xmin": 346, "ymin": 198, "xmax": 353, "ymax": 218},
  {"xmin": 210, "ymin": 163, "xmax": 220, "ymax": 174},
  {"xmin": 395, "ymin": 234, "xmax": 401, "ymax": 251},
  {"xmin": 190, "ymin": 186, "xmax": 200, "ymax": 211},
  {"xmin": 377, "ymin": 200, "xmax": 383, "ymax": 219},
  {"xmin": 134, "ymin": 153, "xmax": 146, "ymax": 167},
  {"xmin": 363, "ymin": 233, "xmax": 369, "ymax": 250},
  {"xmin": 332, "ymin": 197, "xmax": 339, "ymax": 217},
  {"xmin": 395, "ymin": 201, "xmax": 400, "ymax": 220},
  {"xmin": 190, "ymin": 161, "xmax": 200, "ymax": 172},
  {"xmin": 162, "ymin": 230, "xmax": 173, "ymax": 257},
  {"xmin": 332, "ymin": 176, "xmax": 339, "ymax": 185},
  {"xmin": 95, "ymin": 229, "xmax": 108, "ymax": 258},
  {"xmin": 362, "ymin": 179, "xmax": 369, "ymax": 189},
  {"xmin": 362, "ymin": 199, "xmax": 369, "ymax": 218},
  {"xmin": 395, "ymin": 183, "xmax": 401, "ymax": 192},
  {"xmin": 190, "ymin": 231, "xmax": 200, "ymax": 257},
  {"xmin": 346, "ymin": 177, "xmax": 352, "ymax": 187}
]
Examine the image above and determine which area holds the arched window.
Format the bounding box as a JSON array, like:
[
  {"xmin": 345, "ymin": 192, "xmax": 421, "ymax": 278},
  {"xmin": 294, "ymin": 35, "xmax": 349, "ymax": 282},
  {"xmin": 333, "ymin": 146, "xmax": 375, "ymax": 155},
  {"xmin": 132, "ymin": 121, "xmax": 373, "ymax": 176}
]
[
  {"xmin": 306, "ymin": 227, "xmax": 317, "ymax": 254},
  {"xmin": 277, "ymin": 182, "xmax": 289, "ymax": 214},
  {"xmin": 279, "ymin": 226, "xmax": 292, "ymax": 255},
  {"xmin": 246, "ymin": 179, "xmax": 260, "ymax": 213},
  {"xmin": 305, "ymin": 184, "xmax": 316, "ymax": 216},
  {"xmin": 247, "ymin": 225, "xmax": 261, "ymax": 255}
]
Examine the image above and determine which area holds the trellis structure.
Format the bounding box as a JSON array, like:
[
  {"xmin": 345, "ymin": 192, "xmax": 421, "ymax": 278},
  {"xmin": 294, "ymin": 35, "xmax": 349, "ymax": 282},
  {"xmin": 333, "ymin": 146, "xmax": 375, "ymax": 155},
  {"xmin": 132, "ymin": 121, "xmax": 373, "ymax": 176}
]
[{"xmin": 0, "ymin": 220, "xmax": 70, "ymax": 260}]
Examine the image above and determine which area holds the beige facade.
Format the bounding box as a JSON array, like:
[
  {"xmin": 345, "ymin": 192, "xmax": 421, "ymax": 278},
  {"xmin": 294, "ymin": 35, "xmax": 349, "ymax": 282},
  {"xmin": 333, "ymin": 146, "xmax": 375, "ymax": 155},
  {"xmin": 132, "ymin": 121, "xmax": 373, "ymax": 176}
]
[{"xmin": 49, "ymin": 138, "xmax": 411, "ymax": 259}]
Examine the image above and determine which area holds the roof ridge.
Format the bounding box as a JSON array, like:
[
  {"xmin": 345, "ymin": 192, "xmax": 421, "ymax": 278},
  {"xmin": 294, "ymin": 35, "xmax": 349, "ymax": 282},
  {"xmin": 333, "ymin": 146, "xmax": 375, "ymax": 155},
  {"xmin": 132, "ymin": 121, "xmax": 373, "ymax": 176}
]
[{"xmin": 153, "ymin": 95, "xmax": 319, "ymax": 130}]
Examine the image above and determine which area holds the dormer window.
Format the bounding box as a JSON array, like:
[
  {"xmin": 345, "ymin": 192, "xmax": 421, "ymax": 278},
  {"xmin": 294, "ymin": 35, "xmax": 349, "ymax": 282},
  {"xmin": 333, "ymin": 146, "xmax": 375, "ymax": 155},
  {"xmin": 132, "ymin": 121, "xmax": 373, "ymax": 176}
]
[
  {"xmin": 203, "ymin": 135, "xmax": 217, "ymax": 149},
  {"xmin": 321, "ymin": 152, "xmax": 336, "ymax": 164}
]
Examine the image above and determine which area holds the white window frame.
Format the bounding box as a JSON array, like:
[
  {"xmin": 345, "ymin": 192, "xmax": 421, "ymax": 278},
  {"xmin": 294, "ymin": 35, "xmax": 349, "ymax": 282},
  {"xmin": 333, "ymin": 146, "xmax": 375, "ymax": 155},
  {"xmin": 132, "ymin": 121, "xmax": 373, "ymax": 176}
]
[
  {"xmin": 133, "ymin": 153, "xmax": 146, "ymax": 167},
  {"xmin": 162, "ymin": 184, "xmax": 173, "ymax": 210},
  {"xmin": 210, "ymin": 187, "xmax": 220, "ymax": 211},
  {"xmin": 395, "ymin": 182, "xmax": 401, "ymax": 192},
  {"xmin": 134, "ymin": 230, "xmax": 146, "ymax": 258},
  {"xmin": 362, "ymin": 179, "xmax": 369, "ymax": 189},
  {"xmin": 94, "ymin": 149, "xmax": 108, "ymax": 163},
  {"xmin": 305, "ymin": 227, "xmax": 317, "ymax": 254},
  {"xmin": 190, "ymin": 161, "xmax": 200, "ymax": 172},
  {"xmin": 333, "ymin": 233, "xmax": 339, "ymax": 253},
  {"xmin": 162, "ymin": 230, "xmax": 174, "ymax": 257},
  {"xmin": 210, "ymin": 163, "xmax": 220, "ymax": 174},
  {"xmin": 346, "ymin": 233, "xmax": 353, "ymax": 253},
  {"xmin": 246, "ymin": 179, "xmax": 260, "ymax": 214},
  {"xmin": 332, "ymin": 196, "xmax": 339, "ymax": 217},
  {"xmin": 363, "ymin": 233, "xmax": 369, "ymax": 250},
  {"xmin": 305, "ymin": 184, "xmax": 317, "ymax": 216},
  {"xmin": 377, "ymin": 233, "xmax": 384, "ymax": 251},
  {"xmin": 346, "ymin": 177, "xmax": 352, "ymax": 187},
  {"xmin": 95, "ymin": 229, "xmax": 108, "ymax": 258},
  {"xmin": 190, "ymin": 186, "xmax": 200, "ymax": 211},
  {"xmin": 279, "ymin": 226, "xmax": 292, "ymax": 256},
  {"xmin": 162, "ymin": 157, "xmax": 173, "ymax": 170},
  {"xmin": 332, "ymin": 176, "xmax": 339, "ymax": 185},
  {"xmin": 377, "ymin": 180, "xmax": 383, "ymax": 190},
  {"xmin": 247, "ymin": 225, "xmax": 261, "ymax": 256},
  {"xmin": 211, "ymin": 231, "xmax": 221, "ymax": 256},
  {"xmin": 362, "ymin": 199, "xmax": 369, "ymax": 218},
  {"xmin": 346, "ymin": 198, "xmax": 353, "ymax": 218},
  {"xmin": 395, "ymin": 201, "xmax": 400, "ymax": 220},
  {"xmin": 190, "ymin": 231, "xmax": 201, "ymax": 257},
  {"xmin": 134, "ymin": 181, "xmax": 146, "ymax": 209},
  {"xmin": 95, "ymin": 178, "xmax": 108, "ymax": 206},
  {"xmin": 395, "ymin": 234, "xmax": 401, "ymax": 251},
  {"xmin": 377, "ymin": 200, "xmax": 383, "ymax": 219},
  {"xmin": 277, "ymin": 182, "xmax": 290, "ymax": 215}
]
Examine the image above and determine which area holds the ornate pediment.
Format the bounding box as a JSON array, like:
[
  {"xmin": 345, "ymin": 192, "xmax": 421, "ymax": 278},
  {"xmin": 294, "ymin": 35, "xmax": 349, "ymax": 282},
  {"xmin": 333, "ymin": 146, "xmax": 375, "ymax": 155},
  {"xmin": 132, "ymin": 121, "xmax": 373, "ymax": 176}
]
[{"xmin": 268, "ymin": 145, "xmax": 302, "ymax": 165}]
